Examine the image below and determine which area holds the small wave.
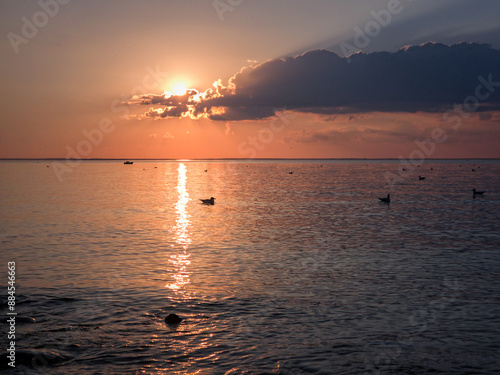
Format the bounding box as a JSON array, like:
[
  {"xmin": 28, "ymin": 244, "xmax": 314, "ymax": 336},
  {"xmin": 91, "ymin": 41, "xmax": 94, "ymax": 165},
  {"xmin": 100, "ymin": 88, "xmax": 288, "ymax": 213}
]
[
  {"xmin": 47, "ymin": 297, "xmax": 79, "ymax": 304},
  {"xmin": 0, "ymin": 316, "xmax": 36, "ymax": 324},
  {"xmin": 0, "ymin": 349, "xmax": 72, "ymax": 371}
]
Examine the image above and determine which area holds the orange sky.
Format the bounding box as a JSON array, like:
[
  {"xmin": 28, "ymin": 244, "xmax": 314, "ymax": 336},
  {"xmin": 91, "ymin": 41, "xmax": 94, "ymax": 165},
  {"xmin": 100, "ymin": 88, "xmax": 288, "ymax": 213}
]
[{"xmin": 1, "ymin": 0, "xmax": 500, "ymax": 159}]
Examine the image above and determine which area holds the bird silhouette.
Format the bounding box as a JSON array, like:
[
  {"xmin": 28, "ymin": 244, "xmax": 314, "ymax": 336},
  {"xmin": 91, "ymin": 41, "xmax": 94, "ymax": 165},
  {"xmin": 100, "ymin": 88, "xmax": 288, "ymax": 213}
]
[
  {"xmin": 472, "ymin": 189, "xmax": 485, "ymax": 198},
  {"xmin": 378, "ymin": 194, "xmax": 390, "ymax": 204},
  {"xmin": 200, "ymin": 197, "xmax": 215, "ymax": 205}
]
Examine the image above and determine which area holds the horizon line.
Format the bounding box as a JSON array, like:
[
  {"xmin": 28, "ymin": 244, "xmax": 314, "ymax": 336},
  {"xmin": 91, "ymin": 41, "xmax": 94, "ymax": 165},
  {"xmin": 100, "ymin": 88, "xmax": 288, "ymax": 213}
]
[{"xmin": 2, "ymin": 157, "xmax": 500, "ymax": 161}]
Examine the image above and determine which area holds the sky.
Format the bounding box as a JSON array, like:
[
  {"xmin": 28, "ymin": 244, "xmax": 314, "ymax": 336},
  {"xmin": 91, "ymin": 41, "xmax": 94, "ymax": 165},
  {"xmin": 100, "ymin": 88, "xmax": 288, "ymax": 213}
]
[{"xmin": 1, "ymin": 0, "xmax": 500, "ymax": 159}]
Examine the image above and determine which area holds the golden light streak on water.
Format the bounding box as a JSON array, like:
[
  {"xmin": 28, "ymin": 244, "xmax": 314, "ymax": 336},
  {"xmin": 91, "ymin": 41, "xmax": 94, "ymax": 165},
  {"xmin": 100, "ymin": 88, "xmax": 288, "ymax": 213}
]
[{"xmin": 166, "ymin": 163, "xmax": 191, "ymax": 291}]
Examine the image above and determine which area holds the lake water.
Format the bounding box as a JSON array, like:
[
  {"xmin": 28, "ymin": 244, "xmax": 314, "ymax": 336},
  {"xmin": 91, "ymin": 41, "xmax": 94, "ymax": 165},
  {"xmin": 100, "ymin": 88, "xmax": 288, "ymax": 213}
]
[{"xmin": 1, "ymin": 160, "xmax": 500, "ymax": 374}]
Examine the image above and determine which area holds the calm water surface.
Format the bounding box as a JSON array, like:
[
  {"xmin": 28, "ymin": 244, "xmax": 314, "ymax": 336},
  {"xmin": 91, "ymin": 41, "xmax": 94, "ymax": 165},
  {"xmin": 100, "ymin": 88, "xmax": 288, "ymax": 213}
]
[{"xmin": 1, "ymin": 160, "xmax": 500, "ymax": 374}]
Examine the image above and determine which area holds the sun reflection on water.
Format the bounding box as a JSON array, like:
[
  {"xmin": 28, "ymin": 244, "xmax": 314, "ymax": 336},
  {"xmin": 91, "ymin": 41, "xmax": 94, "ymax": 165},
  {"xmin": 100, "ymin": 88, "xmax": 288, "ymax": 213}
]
[{"xmin": 166, "ymin": 163, "xmax": 191, "ymax": 291}]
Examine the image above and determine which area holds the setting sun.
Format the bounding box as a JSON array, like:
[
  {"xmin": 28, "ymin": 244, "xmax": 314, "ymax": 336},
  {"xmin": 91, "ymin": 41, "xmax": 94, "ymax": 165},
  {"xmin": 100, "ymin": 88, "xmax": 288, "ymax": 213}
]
[{"xmin": 169, "ymin": 81, "xmax": 188, "ymax": 96}]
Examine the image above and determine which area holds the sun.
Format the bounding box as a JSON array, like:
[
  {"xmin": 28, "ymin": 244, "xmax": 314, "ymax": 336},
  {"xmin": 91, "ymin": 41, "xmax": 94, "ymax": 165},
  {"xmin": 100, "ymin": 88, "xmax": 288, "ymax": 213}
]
[{"xmin": 168, "ymin": 81, "xmax": 188, "ymax": 96}]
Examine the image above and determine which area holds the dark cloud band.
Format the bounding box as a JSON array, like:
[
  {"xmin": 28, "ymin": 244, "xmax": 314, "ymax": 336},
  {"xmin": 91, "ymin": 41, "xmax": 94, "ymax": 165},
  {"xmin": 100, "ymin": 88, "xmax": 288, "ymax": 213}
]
[{"xmin": 133, "ymin": 42, "xmax": 500, "ymax": 121}]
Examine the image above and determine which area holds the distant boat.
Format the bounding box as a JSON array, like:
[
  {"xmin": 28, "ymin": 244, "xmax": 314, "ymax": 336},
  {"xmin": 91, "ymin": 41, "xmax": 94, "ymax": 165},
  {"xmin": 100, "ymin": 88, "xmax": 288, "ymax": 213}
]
[
  {"xmin": 378, "ymin": 194, "xmax": 390, "ymax": 204},
  {"xmin": 124, "ymin": 161, "xmax": 133, "ymax": 165},
  {"xmin": 200, "ymin": 197, "xmax": 215, "ymax": 205},
  {"xmin": 419, "ymin": 176, "xmax": 426, "ymax": 180}
]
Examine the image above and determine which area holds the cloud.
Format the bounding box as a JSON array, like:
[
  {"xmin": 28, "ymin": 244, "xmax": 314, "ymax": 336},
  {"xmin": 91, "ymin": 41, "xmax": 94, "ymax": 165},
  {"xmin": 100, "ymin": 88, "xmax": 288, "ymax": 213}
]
[
  {"xmin": 132, "ymin": 42, "xmax": 500, "ymax": 121},
  {"xmin": 130, "ymin": 90, "xmax": 199, "ymax": 106},
  {"xmin": 289, "ymin": 126, "xmax": 420, "ymax": 145},
  {"xmin": 128, "ymin": 90, "xmax": 202, "ymax": 119},
  {"xmin": 225, "ymin": 122, "xmax": 234, "ymax": 136},
  {"xmin": 479, "ymin": 112, "xmax": 493, "ymax": 121}
]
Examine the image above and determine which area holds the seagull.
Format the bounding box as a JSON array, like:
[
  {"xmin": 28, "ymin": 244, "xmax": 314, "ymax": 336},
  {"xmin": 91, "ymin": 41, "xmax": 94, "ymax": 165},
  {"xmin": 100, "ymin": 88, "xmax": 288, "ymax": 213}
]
[
  {"xmin": 204, "ymin": 169, "xmax": 208, "ymax": 172},
  {"xmin": 200, "ymin": 197, "xmax": 215, "ymax": 205},
  {"xmin": 472, "ymin": 189, "xmax": 485, "ymax": 198},
  {"xmin": 419, "ymin": 176, "xmax": 426, "ymax": 180},
  {"xmin": 378, "ymin": 194, "xmax": 391, "ymax": 204},
  {"xmin": 289, "ymin": 172, "xmax": 293, "ymax": 174},
  {"xmin": 472, "ymin": 169, "xmax": 476, "ymax": 172}
]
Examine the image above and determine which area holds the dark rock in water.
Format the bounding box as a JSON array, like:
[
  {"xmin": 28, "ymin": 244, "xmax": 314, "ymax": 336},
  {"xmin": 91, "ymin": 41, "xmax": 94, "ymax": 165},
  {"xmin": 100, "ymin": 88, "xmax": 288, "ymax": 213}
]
[
  {"xmin": 0, "ymin": 349, "xmax": 71, "ymax": 370},
  {"xmin": 165, "ymin": 314, "xmax": 183, "ymax": 325}
]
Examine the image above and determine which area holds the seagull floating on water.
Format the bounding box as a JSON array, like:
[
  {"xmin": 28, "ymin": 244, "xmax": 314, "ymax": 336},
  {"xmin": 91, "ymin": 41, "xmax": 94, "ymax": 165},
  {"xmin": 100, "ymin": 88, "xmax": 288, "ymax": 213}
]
[
  {"xmin": 289, "ymin": 172, "xmax": 293, "ymax": 174},
  {"xmin": 472, "ymin": 189, "xmax": 485, "ymax": 198},
  {"xmin": 419, "ymin": 176, "xmax": 426, "ymax": 180},
  {"xmin": 378, "ymin": 194, "xmax": 390, "ymax": 204},
  {"xmin": 200, "ymin": 197, "xmax": 215, "ymax": 205}
]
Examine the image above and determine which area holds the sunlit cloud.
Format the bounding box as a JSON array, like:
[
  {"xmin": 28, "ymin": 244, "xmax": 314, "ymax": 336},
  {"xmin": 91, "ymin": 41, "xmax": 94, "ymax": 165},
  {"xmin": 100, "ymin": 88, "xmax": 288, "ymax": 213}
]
[
  {"xmin": 128, "ymin": 42, "xmax": 500, "ymax": 123},
  {"xmin": 225, "ymin": 122, "xmax": 234, "ymax": 136}
]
